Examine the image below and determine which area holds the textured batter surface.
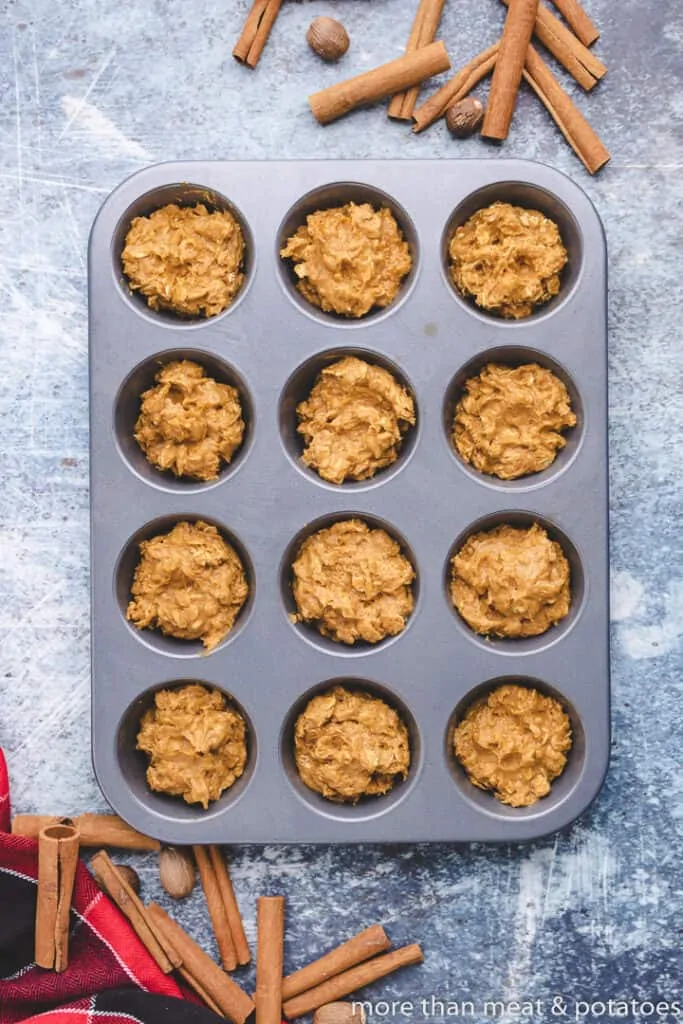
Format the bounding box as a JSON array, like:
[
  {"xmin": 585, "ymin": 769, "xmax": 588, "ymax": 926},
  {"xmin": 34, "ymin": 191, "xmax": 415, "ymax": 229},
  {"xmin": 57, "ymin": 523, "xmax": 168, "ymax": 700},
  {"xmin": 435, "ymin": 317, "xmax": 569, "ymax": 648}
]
[
  {"xmin": 453, "ymin": 362, "xmax": 577, "ymax": 480},
  {"xmin": 451, "ymin": 523, "xmax": 571, "ymax": 638},
  {"xmin": 137, "ymin": 684, "xmax": 247, "ymax": 809},
  {"xmin": 2, "ymin": 0, "xmax": 682, "ymax": 1008},
  {"xmin": 454, "ymin": 684, "xmax": 572, "ymax": 807},
  {"xmin": 134, "ymin": 359, "xmax": 245, "ymax": 481},
  {"xmin": 122, "ymin": 203, "xmax": 245, "ymax": 317},
  {"xmin": 291, "ymin": 519, "xmax": 415, "ymax": 644},
  {"xmin": 126, "ymin": 520, "xmax": 249, "ymax": 650},
  {"xmin": 449, "ymin": 202, "xmax": 568, "ymax": 319},
  {"xmin": 294, "ymin": 686, "xmax": 411, "ymax": 803},
  {"xmin": 280, "ymin": 202, "xmax": 412, "ymax": 317},
  {"xmin": 297, "ymin": 356, "xmax": 416, "ymax": 484}
]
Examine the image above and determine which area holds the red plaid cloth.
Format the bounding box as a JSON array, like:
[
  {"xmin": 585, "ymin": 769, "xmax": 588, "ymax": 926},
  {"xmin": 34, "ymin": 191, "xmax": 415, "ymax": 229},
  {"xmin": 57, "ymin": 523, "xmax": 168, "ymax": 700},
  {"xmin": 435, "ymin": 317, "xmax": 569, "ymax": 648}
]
[{"xmin": 0, "ymin": 749, "xmax": 212, "ymax": 1024}]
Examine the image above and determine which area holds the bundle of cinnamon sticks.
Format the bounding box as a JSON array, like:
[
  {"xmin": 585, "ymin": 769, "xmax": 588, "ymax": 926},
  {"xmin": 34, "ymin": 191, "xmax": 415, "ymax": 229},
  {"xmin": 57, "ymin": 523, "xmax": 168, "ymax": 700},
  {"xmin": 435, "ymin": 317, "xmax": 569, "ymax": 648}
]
[
  {"xmin": 403, "ymin": 0, "xmax": 609, "ymax": 173},
  {"xmin": 26, "ymin": 815, "xmax": 424, "ymax": 1023},
  {"xmin": 230, "ymin": 0, "xmax": 609, "ymax": 175}
]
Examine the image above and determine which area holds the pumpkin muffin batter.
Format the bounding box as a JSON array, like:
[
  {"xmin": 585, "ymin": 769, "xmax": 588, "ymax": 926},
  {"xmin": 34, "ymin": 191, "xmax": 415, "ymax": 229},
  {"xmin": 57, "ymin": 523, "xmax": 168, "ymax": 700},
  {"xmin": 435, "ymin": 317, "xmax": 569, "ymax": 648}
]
[
  {"xmin": 453, "ymin": 362, "xmax": 576, "ymax": 480},
  {"xmin": 453, "ymin": 683, "xmax": 572, "ymax": 807},
  {"xmin": 291, "ymin": 518, "xmax": 415, "ymax": 645},
  {"xmin": 280, "ymin": 201, "xmax": 412, "ymax": 318},
  {"xmin": 122, "ymin": 203, "xmax": 245, "ymax": 317},
  {"xmin": 448, "ymin": 201, "xmax": 568, "ymax": 319},
  {"xmin": 450, "ymin": 523, "xmax": 571, "ymax": 638},
  {"xmin": 294, "ymin": 686, "xmax": 410, "ymax": 803},
  {"xmin": 127, "ymin": 520, "xmax": 249, "ymax": 651},
  {"xmin": 137, "ymin": 684, "xmax": 247, "ymax": 809},
  {"xmin": 134, "ymin": 360, "xmax": 245, "ymax": 481},
  {"xmin": 297, "ymin": 356, "xmax": 416, "ymax": 484}
]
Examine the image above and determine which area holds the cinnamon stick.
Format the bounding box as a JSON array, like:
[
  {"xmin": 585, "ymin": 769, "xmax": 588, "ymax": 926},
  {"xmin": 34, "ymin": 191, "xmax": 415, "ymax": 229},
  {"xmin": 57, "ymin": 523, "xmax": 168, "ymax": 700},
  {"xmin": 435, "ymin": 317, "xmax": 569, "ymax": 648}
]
[
  {"xmin": 412, "ymin": 43, "xmax": 499, "ymax": 132},
  {"xmin": 233, "ymin": 0, "xmax": 283, "ymax": 69},
  {"xmin": 35, "ymin": 824, "xmax": 80, "ymax": 972},
  {"xmin": 208, "ymin": 845, "xmax": 251, "ymax": 966},
  {"xmin": 309, "ymin": 40, "xmax": 451, "ymax": 125},
  {"xmin": 255, "ymin": 896, "xmax": 285, "ymax": 1024},
  {"xmin": 193, "ymin": 845, "xmax": 237, "ymax": 972},
  {"xmin": 147, "ymin": 903, "xmax": 255, "ymax": 1024},
  {"xmin": 90, "ymin": 851, "xmax": 173, "ymax": 974},
  {"xmin": 13, "ymin": 813, "xmax": 160, "ymax": 851},
  {"xmin": 550, "ymin": 0, "xmax": 600, "ymax": 46},
  {"xmin": 388, "ymin": 0, "xmax": 447, "ymax": 121},
  {"xmin": 482, "ymin": 0, "xmax": 539, "ymax": 140},
  {"xmin": 524, "ymin": 45, "xmax": 610, "ymax": 173},
  {"xmin": 178, "ymin": 968, "xmax": 225, "ymax": 1017},
  {"xmin": 502, "ymin": 0, "xmax": 606, "ymax": 89},
  {"xmin": 282, "ymin": 924, "xmax": 391, "ymax": 1001},
  {"xmin": 145, "ymin": 912, "xmax": 222, "ymax": 1016},
  {"xmin": 282, "ymin": 944, "xmax": 424, "ymax": 1019}
]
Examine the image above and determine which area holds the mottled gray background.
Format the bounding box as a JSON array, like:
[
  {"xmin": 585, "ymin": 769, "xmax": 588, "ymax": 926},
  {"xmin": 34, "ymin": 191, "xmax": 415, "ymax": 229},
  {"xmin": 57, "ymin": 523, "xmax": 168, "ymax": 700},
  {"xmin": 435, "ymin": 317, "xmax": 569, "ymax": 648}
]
[{"xmin": 0, "ymin": 0, "xmax": 681, "ymax": 1020}]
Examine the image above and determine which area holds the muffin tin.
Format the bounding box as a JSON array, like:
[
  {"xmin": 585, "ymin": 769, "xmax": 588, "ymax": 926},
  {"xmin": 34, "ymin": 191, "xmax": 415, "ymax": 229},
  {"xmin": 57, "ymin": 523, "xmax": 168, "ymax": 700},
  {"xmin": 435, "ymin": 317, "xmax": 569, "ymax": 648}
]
[{"xmin": 89, "ymin": 159, "xmax": 609, "ymax": 844}]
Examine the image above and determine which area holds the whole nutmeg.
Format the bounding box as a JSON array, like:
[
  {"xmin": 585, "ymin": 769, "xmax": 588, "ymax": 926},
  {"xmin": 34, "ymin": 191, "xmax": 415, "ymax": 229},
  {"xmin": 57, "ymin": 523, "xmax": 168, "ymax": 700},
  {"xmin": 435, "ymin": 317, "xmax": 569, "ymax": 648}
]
[
  {"xmin": 446, "ymin": 96, "xmax": 484, "ymax": 138},
  {"xmin": 159, "ymin": 846, "xmax": 196, "ymax": 900},
  {"xmin": 306, "ymin": 17, "xmax": 350, "ymax": 62},
  {"xmin": 313, "ymin": 1004, "xmax": 366, "ymax": 1024},
  {"xmin": 113, "ymin": 864, "xmax": 141, "ymax": 896}
]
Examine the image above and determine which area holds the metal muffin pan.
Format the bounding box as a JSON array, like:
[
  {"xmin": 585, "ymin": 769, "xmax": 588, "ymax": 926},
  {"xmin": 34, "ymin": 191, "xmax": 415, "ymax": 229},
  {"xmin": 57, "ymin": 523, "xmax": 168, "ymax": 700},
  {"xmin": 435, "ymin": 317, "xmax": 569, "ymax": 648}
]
[{"xmin": 89, "ymin": 159, "xmax": 609, "ymax": 844}]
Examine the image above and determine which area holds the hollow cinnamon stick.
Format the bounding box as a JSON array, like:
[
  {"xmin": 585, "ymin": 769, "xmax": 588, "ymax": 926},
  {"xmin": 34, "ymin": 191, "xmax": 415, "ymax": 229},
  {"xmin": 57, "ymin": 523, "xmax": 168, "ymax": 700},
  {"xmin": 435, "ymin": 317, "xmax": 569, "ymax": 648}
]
[
  {"xmin": 147, "ymin": 903, "xmax": 255, "ymax": 1024},
  {"xmin": 193, "ymin": 845, "xmax": 237, "ymax": 972},
  {"xmin": 502, "ymin": 0, "xmax": 606, "ymax": 89},
  {"xmin": 256, "ymin": 896, "xmax": 285, "ymax": 1024},
  {"xmin": 412, "ymin": 43, "xmax": 499, "ymax": 132},
  {"xmin": 524, "ymin": 45, "xmax": 610, "ymax": 173},
  {"xmin": 90, "ymin": 851, "xmax": 173, "ymax": 974},
  {"xmin": 282, "ymin": 944, "xmax": 424, "ymax": 1019},
  {"xmin": 208, "ymin": 845, "xmax": 251, "ymax": 966},
  {"xmin": 388, "ymin": 0, "xmax": 447, "ymax": 121},
  {"xmin": 35, "ymin": 824, "xmax": 80, "ymax": 972},
  {"xmin": 233, "ymin": 0, "xmax": 283, "ymax": 69},
  {"xmin": 309, "ymin": 40, "xmax": 451, "ymax": 125},
  {"xmin": 13, "ymin": 813, "xmax": 160, "ymax": 851},
  {"xmin": 282, "ymin": 924, "xmax": 391, "ymax": 1001},
  {"xmin": 550, "ymin": 0, "xmax": 600, "ymax": 46},
  {"xmin": 482, "ymin": 0, "xmax": 539, "ymax": 140}
]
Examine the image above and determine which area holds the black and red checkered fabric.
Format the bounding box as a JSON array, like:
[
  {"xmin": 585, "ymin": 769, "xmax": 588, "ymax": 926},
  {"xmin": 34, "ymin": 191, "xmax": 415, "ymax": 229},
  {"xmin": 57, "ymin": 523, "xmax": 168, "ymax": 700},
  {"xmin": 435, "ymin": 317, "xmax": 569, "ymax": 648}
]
[{"xmin": 0, "ymin": 749, "xmax": 215, "ymax": 1024}]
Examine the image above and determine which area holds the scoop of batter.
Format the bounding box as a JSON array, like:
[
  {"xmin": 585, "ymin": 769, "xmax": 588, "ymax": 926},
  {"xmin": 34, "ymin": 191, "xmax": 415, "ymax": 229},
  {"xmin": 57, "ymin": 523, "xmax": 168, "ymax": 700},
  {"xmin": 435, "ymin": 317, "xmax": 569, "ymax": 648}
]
[
  {"xmin": 280, "ymin": 202, "xmax": 412, "ymax": 318},
  {"xmin": 295, "ymin": 686, "xmax": 410, "ymax": 803},
  {"xmin": 448, "ymin": 202, "xmax": 568, "ymax": 319},
  {"xmin": 137, "ymin": 684, "xmax": 247, "ymax": 809},
  {"xmin": 453, "ymin": 362, "xmax": 576, "ymax": 480},
  {"xmin": 134, "ymin": 360, "xmax": 245, "ymax": 481},
  {"xmin": 297, "ymin": 356, "xmax": 416, "ymax": 484},
  {"xmin": 453, "ymin": 684, "xmax": 572, "ymax": 807},
  {"xmin": 122, "ymin": 203, "xmax": 245, "ymax": 317},
  {"xmin": 450, "ymin": 523, "xmax": 571, "ymax": 638},
  {"xmin": 126, "ymin": 520, "xmax": 249, "ymax": 651},
  {"xmin": 291, "ymin": 518, "xmax": 415, "ymax": 645}
]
